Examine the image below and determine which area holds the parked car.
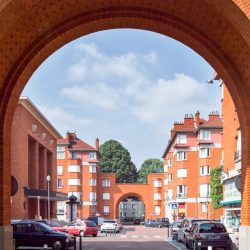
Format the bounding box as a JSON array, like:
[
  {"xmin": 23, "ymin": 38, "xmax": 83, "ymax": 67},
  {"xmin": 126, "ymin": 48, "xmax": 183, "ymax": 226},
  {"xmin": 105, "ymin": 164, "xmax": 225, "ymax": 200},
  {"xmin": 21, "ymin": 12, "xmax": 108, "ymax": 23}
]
[
  {"xmin": 186, "ymin": 221, "xmax": 232, "ymax": 250},
  {"xmin": 87, "ymin": 216, "xmax": 104, "ymax": 227},
  {"xmin": 177, "ymin": 218, "xmax": 209, "ymax": 247},
  {"xmin": 134, "ymin": 218, "xmax": 141, "ymax": 225},
  {"xmin": 67, "ymin": 219, "xmax": 98, "ymax": 237},
  {"xmin": 171, "ymin": 220, "xmax": 183, "ymax": 240},
  {"xmin": 48, "ymin": 220, "xmax": 68, "ymax": 233},
  {"xmin": 100, "ymin": 219, "xmax": 123, "ymax": 233},
  {"xmin": 144, "ymin": 219, "xmax": 155, "ymax": 227},
  {"xmin": 12, "ymin": 220, "xmax": 74, "ymax": 250},
  {"xmin": 154, "ymin": 218, "xmax": 170, "ymax": 228}
]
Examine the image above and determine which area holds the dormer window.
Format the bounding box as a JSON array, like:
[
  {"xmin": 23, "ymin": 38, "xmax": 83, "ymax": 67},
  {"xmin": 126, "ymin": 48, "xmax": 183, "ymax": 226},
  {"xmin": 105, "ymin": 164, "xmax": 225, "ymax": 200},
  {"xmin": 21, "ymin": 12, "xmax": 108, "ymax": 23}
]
[
  {"xmin": 200, "ymin": 130, "xmax": 210, "ymax": 140},
  {"xmin": 177, "ymin": 134, "xmax": 187, "ymax": 144},
  {"xmin": 89, "ymin": 152, "xmax": 96, "ymax": 159}
]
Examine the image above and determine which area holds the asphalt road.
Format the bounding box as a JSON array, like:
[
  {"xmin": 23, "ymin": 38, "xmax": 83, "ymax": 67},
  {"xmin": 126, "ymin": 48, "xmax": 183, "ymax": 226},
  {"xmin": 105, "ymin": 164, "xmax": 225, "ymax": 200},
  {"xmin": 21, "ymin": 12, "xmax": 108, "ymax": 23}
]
[{"xmin": 76, "ymin": 225, "xmax": 187, "ymax": 250}]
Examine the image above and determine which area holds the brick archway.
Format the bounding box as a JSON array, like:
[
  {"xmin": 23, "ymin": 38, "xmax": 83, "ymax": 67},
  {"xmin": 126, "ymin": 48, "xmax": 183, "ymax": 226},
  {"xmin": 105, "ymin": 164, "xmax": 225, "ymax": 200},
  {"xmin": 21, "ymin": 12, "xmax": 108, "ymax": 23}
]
[{"xmin": 0, "ymin": 1, "xmax": 249, "ymax": 249}]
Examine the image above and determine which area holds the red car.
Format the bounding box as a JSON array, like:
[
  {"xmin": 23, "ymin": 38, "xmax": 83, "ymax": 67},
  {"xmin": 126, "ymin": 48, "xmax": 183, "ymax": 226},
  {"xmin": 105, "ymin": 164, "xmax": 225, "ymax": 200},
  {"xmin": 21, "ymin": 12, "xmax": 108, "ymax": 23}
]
[
  {"xmin": 67, "ymin": 220, "xmax": 98, "ymax": 237},
  {"xmin": 47, "ymin": 220, "xmax": 69, "ymax": 233}
]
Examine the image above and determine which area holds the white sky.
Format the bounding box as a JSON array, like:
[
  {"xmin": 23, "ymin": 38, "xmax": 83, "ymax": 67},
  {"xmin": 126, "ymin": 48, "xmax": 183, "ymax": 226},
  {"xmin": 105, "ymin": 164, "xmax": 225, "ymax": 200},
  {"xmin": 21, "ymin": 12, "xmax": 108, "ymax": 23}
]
[{"xmin": 22, "ymin": 29, "xmax": 221, "ymax": 168}]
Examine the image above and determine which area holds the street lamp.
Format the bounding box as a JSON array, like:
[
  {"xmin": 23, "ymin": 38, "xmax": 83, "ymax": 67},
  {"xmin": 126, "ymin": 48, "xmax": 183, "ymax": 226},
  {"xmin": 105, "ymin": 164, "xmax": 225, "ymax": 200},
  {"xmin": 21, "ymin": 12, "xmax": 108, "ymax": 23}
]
[{"xmin": 47, "ymin": 175, "xmax": 51, "ymax": 221}]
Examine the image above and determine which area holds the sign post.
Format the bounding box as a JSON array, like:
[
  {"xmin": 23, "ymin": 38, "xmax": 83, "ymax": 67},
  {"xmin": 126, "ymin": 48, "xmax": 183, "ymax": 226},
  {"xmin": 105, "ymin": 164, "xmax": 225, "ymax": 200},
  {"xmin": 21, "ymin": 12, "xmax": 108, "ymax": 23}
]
[{"xmin": 171, "ymin": 203, "xmax": 178, "ymax": 222}]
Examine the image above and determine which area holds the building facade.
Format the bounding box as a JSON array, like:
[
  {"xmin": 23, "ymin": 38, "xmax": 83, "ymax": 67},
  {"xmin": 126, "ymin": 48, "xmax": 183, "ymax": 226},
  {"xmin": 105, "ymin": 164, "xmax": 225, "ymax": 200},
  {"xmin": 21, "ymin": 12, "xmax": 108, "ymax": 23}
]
[
  {"xmin": 11, "ymin": 97, "xmax": 66, "ymax": 220},
  {"xmin": 162, "ymin": 112, "xmax": 223, "ymax": 222}
]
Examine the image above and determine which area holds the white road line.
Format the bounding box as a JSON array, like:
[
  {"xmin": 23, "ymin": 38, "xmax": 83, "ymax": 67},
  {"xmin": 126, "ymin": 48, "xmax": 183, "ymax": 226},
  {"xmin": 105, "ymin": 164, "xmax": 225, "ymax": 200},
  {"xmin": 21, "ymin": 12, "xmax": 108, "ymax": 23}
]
[
  {"xmin": 153, "ymin": 235, "xmax": 162, "ymax": 238},
  {"xmin": 142, "ymin": 235, "xmax": 149, "ymax": 238},
  {"xmin": 131, "ymin": 235, "xmax": 139, "ymax": 238},
  {"xmin": 120, "ymin": 235, "xmax": 127, "ymax": 238}
]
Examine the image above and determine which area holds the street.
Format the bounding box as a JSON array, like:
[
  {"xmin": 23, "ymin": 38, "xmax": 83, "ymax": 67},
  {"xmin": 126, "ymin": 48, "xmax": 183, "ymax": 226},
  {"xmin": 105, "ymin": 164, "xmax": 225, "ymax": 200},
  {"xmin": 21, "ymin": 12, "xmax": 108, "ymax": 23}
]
[{"xmin": 76, "ymin": 225, "xmax": 186, "ymax": 250}]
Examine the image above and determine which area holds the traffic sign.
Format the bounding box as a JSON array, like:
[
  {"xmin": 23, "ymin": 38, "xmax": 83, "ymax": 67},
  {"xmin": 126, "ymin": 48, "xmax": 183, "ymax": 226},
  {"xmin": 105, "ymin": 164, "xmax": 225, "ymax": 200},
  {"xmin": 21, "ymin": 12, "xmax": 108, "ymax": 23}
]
[{"xmin": 171, "ymin": 203, "xmax": 178, "ymax": 209}]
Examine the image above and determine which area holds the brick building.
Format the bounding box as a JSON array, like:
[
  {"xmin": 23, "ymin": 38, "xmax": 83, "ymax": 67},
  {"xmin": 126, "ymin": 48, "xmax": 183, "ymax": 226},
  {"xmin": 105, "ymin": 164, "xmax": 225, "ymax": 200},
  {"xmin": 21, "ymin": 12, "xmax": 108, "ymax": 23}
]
[
  {"xmin": 11, "ymin": 97, "xmax": 67, "ymax": 220},
  {"xmin": 162, "ymin": 112, "xmax": 224, "ymax": 222}
]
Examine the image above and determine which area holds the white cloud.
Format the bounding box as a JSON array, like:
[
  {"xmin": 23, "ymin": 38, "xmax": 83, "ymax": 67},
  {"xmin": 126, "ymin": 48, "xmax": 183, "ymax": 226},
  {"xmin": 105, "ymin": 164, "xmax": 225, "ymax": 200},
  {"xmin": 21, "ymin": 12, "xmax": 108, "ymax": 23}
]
[{"xmin": 38, "ymin": 105, "xmax": 92, "ymax": 135}]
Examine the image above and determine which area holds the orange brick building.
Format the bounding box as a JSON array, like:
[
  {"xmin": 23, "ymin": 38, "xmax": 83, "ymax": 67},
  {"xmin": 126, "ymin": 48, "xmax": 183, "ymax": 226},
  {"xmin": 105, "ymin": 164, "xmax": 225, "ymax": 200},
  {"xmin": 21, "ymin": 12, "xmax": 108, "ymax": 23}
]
[
  {"xmin": 11, "ymin": 97, "xmax": 67, "ymax": 220},
  {"xmin": 162, "ymin": 112, "xmax": 223, "ymax": 222},
  {"xmin": 57, "ymin": 132, "xmax": 166, "ymax": 221}
]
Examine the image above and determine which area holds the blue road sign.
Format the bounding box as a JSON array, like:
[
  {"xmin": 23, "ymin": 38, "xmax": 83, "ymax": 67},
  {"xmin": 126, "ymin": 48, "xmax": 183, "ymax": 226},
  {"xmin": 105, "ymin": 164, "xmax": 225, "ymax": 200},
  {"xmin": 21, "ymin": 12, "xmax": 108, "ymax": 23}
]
[{"xmin": 171, "ymin": 203, "xmax": 178, "ymax": 209}]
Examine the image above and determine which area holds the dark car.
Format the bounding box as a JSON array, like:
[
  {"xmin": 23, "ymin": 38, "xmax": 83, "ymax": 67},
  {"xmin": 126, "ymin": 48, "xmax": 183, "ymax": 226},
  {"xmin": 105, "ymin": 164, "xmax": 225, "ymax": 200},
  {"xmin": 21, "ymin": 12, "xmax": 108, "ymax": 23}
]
[
  {"xmin": 12, "ymin": 220, "xmax": 74, "ymax": 250},
  {"xmin": 134, "ymin": 218, "xmax": 141, "ymax": 225},
  {"xmin": 177, "ymin": 218, "xmax": 209, "ymax": 247},
  {"xmin": 186, "ymin": 221, "xmax": 232, "ymax": 250},
  {"xmin": 153, "ymin": 218, "xmax": 170, "ymax": 228},
  {"xmin": 171, "ymin": 220, "xmax": 183, "ymax": 240}
]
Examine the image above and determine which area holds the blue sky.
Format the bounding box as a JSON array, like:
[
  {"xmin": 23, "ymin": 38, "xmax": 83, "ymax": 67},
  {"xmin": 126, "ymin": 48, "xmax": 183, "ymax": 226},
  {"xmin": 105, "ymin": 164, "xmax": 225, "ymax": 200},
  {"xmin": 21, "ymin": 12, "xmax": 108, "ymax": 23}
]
[{"xmin": 22, "ymin": 29, "xmax": 221, "ymax": 168}]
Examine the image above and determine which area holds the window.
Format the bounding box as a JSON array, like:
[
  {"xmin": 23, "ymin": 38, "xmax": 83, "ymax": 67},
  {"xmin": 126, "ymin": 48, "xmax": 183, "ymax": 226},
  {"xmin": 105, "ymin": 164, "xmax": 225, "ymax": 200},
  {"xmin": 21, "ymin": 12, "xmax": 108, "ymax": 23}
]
[
  {"xmin": 164, "ymin": 165, "xmax": 168, "ymax": 172},
  {"xmin": 168, "ymin": 173, "xmax": 173, "ymax": 181},
  {"xmin": 89, "ymin": 152, "xmax": 96, "ymax": 159},
  {"xmin": 102, "ymin": 179, "xmax": 110, "ymax": 187},
  {"xmin": 164, "ymin": 192, "xmax": 168, "ymax": 201},
  {"xmin": 89, "ymin": 178, "xmax": 96, "ymax": 186},
  {"xmin": 103, "ymin": 205, "xmax": 110, "ymax": 214},
  {"xmin": 132, "ymin": 204, "xmax": 136, "ymax": 210},
  {"xmin": 199, "ymin": 184, "xmax": 210, "ymax": 197},
  {"xmin": 200, "ymin": 166, "xmax": 210, "ymax": 176},
  {"xmin": 200, "ymin": 148, "xmax": 210, "ymax": 158},
  {"xmin": 200, "ymin": 130, "xmax": 210, "ymax": 140},
  {"xmin": 68, "ymin": 178, "xmax": 80, "ymax": 186},
  {"xmin": 103, "ymin": 193, "xmax": 110, "ymax": 200},
  {"xmin": 177, "ymin": 185, "xmax": 187, "ymax": 198},
  {"xmin": 57, "ymin": 146, "xmax": 65, "ymax": 159},
  {"xmin": 154, "ymin": 193, "xmax": 161, "ymax": 200},
  {"xmin": 164, "ymin": 178, "xmax": 168, "ymax": 186},
  {"xmin": 201, "ymin": 202, "xmax": 208, "ymax": 213},
  {"xmin": 68, "ymin": 165, "xmax": 80, "ymax": 172},
  {"xmin": 57, "ymin": 165, "xmax": 63, "ymax": 175},
  {"xmin": 154, "ymin": 179, "xmax": 162, "ymax": 187},
  {"xmin": 57, "ymin": 178, "xmax": 63, "ymax": 188},
  {"xmin": 89, "ymin": 192, "xmax": 96, "ymax": 201},
  {"xmin": 168, "ymin": 189, "xmax": 173, "ymax": 199},
  {"xmin": 177, "ymin": 168, "xmax": 187, "ymax": 178},
  {"xmin": 89, "ymin": 165, "xmax": 96, "ymax": 173},
  {"xmin": 68, "ymin": 192, "xmax": 81, "ymax": 200},
  {"xmin": 177, "ymin": 151, "xmax": 187, "ymax": 161},
  {"xmin": 154, "ymin": 205, "xmax": 161, "ymax": 215},
  {"xmin": 168, "ymin": 158, "xmax": 173, "ymax": 166},
  {"xmin": 71, "ymin": 151, "xmax": 78, "ymax": 159},
  {"xmin": 177, "ymin": 134, "xmax": 187, "ymax": 144}
]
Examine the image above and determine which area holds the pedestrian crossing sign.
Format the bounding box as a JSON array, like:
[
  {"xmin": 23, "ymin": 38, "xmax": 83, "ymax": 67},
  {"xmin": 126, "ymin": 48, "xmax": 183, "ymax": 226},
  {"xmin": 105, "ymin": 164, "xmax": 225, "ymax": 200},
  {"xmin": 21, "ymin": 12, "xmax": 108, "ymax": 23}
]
[{"xmin": 171, "ymin": 203, "xmax": 178, "ymax": 209}]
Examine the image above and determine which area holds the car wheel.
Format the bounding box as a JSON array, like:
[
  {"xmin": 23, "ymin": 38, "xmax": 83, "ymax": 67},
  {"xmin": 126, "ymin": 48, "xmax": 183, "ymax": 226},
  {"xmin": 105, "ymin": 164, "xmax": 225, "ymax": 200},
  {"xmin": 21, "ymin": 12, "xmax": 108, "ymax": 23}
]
[
  {"xmin": 79, "ymin": 230, "xmax": 85, "ymax": 237},
  {"xmin": 92, "ymin": 234, "xmax": 97, "ymax": 237},
  {"xmin": 52, "ymin": 241, "xmax": 62, "ymax": 250}
]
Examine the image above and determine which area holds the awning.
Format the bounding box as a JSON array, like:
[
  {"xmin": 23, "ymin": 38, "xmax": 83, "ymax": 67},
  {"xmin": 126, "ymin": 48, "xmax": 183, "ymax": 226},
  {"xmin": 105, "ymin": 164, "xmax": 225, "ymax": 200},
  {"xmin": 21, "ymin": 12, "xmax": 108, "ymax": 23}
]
[
  {"xmin": 220, "ymin": 200, "xmax": 241, "ymax": 205},
  {"xmin": 24, "ymin": 187, "xmax": 68, "ymax": 201}
]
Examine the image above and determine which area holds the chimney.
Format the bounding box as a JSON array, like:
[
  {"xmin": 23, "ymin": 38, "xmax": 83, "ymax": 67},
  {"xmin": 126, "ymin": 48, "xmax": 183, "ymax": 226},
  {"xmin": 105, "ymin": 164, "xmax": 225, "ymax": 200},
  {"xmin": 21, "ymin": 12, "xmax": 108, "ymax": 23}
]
[
  {"xmin": 195, "ymin": 111, "xmax": 200, "ymax": 126},
  {"xmin": 66, "ymin": 131, "xmax": 71, "ymax": 144},
  {"xmin": 96, "ymin": 137, "xmax": 99, "ymax": 150},
  {"xmin": 184, "ymin": 114, "xmax": 194, "ymax": 125},
  {"xmin": 208, "ymin": 111, "xmax": 220, "ymax": 121}
]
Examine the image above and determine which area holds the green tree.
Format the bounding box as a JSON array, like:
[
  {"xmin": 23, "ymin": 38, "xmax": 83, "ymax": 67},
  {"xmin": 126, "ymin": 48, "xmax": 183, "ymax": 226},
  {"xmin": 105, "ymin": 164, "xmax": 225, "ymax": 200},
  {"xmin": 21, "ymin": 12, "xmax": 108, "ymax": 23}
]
[
  {"xmin": 138, "ymin": 158, "xmax": 164, "ymax": 183},
  {"xmin": 99, "ymin": 140, "xmax": 138, "ymax": 183},
  {"xmin": 210, "ymin": 167, "xmax": 223, "ymax": 209}
]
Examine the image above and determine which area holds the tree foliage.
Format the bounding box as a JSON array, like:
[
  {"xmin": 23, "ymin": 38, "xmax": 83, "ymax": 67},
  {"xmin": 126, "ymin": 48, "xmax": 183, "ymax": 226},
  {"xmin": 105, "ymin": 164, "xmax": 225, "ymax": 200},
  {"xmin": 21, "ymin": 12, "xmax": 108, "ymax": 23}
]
[
  {"xmin": 138, "ymin": 158, "xmax": 164, "ymax": 183},
  {"xmin": 99, "ymin": 140, "xmax": 138, "ymax": 183},
  {"xmin": 210, "ymin": 167, "xmax": 223, "ymax": 209}
]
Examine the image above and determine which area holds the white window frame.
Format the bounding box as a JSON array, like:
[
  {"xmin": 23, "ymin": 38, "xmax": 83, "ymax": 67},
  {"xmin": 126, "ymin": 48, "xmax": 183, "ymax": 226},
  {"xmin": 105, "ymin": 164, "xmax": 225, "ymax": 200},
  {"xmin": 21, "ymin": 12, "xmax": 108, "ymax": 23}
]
[
  {"xmin": 68, "ymin": 178, "xmax": 80, "ymax": 186},
  {"xmin": 89, "ymin": 178, "xmax": 96, "ymax": 186},
  {"xmin": 177, "ymin": 185, "xmax": 187, "ymax": 198},
  {"xmin": 177, "ymin": 151, "xmax": 187, "ymax": 161},
  {"xmin": 57, "ymin": 178, "xmax": 63, "ymax": 188},
  {"xmin": 153, "ymin": 179, "xmax": 162, "ymax": 187},
  {"xmin": 103, "ymin": 205, "xmax": 110, "ymax": 213},
  {"xmin": 89, "ymin": 192, "xmax": 96, "ymax": 201},
  {"xmin": 164, "ymin": 165, "xmax": 168, "ymax": 172},
  {"xmin": 68, "ymin": 165, "xmax": 80, "ymax": 173},
  {"xmin": 154, "ymin": 193, "xmax": 161, "ymax": 200},
  {"xmin": 200, "ymin": 148, "xmax": 210, "ymax": 158},
  {"xmin": 102, "ymin": 179, "xmax": 110, "ymax": 187},
  {"xmin": 57, "ymin": 165, "xmax": 63, "ymax": 175},
  {"xmin": 177, "ymin": 134, "xmax": 187, "ymax": 144},
  {"xmin": 154, "ymin": 205, "xmax": 161, "ymax": 215},
  {"xmin": 57, "ymin": 146, "xmax": 65, "ymax": 159},
  {"xmin": 164, "ymin": 178, "xmax": 168, "ymax": 186},
  {"xmin": 177, "ymin": 168, "xmax": 187, "ymax": 178},
  {"xmin": 89, "ymin": 165, "xmax": 96, "ymax": 173},
  {"xmin": 89, "ymin": 152, "xmax": 96, "ymax": 159},
  {"xmin": 168, "ymin": 158, "xmax": 173, "ymax": 166},
  {"xmin": 200, "ymin": 165, "xmax": 210, "ymax": 176},
  {"xmin": 201, "ymin": 202, "xmax": 208, "ymax": 213},
  {"xmin": 168, "ymin": 189, "xmax": 173, "ymax": 199},
  {"xmin": 200, "ymin": 130, "xmax": 210, "ymax": 140},
  {"xmin": 103, "ymin": 193, "xmax": 110, "ymax": 200},
  {"xmin": 168, "ymin": 173, "xmax": 173, "ymax": 182},
  {"xmin": 199, "ymin": 184, "xmax": 210, "ymax": 197}
]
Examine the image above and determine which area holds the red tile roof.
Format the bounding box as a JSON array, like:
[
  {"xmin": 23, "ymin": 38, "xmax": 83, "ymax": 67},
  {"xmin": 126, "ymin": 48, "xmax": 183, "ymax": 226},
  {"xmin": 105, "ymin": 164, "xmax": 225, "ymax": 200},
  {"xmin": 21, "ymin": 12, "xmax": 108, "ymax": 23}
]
[{"xmin": 58, "ymin": 138, "xmax": 97, "ymax": 151}]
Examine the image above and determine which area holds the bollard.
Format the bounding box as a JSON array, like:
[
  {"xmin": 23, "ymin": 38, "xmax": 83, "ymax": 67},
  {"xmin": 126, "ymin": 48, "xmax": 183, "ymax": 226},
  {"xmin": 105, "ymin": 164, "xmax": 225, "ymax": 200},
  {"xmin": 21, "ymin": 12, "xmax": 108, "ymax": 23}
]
[
  {"xmin": 208, "ymin": 247, "xmax": 212, "ymax": 250},
  {"xmin": 110, "ymin": 228, "xmax": 112, "ymax": 236},
  {"xmin": 105, "ymin": 230, "xmax": 108, "ymax": 237},
  {"xmin": 73, "ymin": 236, "xmax": 76, "ymax": 250},
  {"xmin": 79, "ymin": 235, "xmax": 82, "ymax": 250},
  {"xmin": 167, "ymin": 227, "xmax": 169, "ymax": 237}
]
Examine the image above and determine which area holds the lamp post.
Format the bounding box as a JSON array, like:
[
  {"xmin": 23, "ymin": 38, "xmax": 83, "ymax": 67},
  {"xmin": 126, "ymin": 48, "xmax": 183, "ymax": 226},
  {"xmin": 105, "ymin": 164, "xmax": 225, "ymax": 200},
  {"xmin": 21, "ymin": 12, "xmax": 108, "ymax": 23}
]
[{"xmin": 47, "ymin": 175, "xmax": 51, "ymax": 221}]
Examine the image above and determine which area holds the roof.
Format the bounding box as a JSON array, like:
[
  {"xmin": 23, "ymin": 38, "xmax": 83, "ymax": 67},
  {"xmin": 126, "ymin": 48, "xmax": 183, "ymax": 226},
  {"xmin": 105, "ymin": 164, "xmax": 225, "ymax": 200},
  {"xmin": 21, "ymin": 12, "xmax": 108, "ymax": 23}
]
[{"xmin": 57, "ymin": 138, "xmax": 97, "ymax": 151}]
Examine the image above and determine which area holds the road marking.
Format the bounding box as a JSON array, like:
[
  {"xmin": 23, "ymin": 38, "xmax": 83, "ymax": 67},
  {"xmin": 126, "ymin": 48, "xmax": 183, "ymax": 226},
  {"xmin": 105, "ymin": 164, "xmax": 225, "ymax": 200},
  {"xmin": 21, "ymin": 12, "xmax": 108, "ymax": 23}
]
[
  {"xmin": 142, "ymin": 235, "xmax": 149, "ymax": 238},
  {"xmin": 131, "ymin": 235, "xmax": 138, "ymax": 238},
  {"xmin": 120, "ymin": 235, "xmax": 127, "ymax": 238},
  {"xmin": 154, "ymin": 235, "xmax": 162, "ymax": 238}
]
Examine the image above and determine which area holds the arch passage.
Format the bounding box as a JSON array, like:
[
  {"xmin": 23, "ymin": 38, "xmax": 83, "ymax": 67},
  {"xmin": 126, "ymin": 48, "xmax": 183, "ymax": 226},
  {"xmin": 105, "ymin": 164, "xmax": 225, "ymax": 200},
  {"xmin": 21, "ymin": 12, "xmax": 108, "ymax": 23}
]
[{"xmin": 0, "ymin": 1, "xmax": 249, "ymax": 249}]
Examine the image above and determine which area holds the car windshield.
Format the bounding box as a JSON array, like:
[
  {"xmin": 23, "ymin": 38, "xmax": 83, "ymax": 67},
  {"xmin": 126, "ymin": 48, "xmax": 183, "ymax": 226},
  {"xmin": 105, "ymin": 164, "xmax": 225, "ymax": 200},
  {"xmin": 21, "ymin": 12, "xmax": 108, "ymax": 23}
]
[
  {"xmin": 199, "ymin": 223, "xmax": 227, "ymax": 233},
  {"xmin": 104, "ymin": 220, "xmax": 116, "ymax": 223},
  {"xmin": 173, "ymin": 222, "xmax": 182, "ymax": 227},
  {"xmin": 86, "ymin": 221, "xmax": 97, "ymax": 227},
  {"xmin": 36, "ymin": 223, "xmax": 54, "ymax": 232}
]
